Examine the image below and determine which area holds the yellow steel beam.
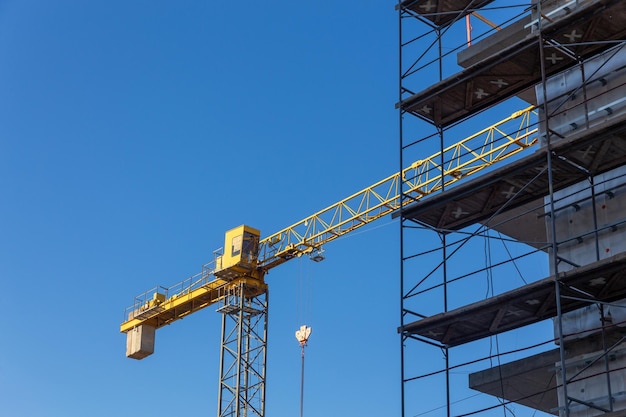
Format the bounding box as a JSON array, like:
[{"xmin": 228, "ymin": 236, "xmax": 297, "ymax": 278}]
[
  {"xmin": 120, "ymin": 105, "xmax": 538, "ymax": 333},
  {"xmin": 257, "ymin": 105, "xmax": 537, "ymax": 270},
  {"xmin": 120, "ymin": 265, "xmax": 265, "ymax": 332},
  {"xmin": 120, "ymin": 281, "xmax": 224, "ymax": 332}
]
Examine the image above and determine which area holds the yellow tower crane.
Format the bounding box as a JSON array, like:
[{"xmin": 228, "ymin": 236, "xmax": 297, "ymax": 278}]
[{"xmin": 120, "ymin": 105, "xmax": 537, "ymax": 417}]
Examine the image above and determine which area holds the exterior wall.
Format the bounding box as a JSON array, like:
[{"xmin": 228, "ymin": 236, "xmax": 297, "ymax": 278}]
[
  {"xmin": 547, "ymin": 167, "xmax": 626, "ymax": 275},
  {"xmin": 547, "ymin": 166, "xmax": 626, "ymax": 343},
  {"xmin": 536, "ymin": 45, "xmax": 626, "ymax": 145},
  {"xmin": 536, "ymin": 39, "xmax": 626, "ymax": 417},
  {"xmin": 555, "ymin": 344, "xmax": 626, "ymax": 417}
]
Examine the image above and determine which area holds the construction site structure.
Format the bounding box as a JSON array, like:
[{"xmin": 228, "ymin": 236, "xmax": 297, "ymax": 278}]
[
  {"xmin": 120, "ymin": 95, "xmax": 539, "ymax": 416},
  {"xmin": 397, "ymin": 0, "xmax": 626, "ymax": 416}
]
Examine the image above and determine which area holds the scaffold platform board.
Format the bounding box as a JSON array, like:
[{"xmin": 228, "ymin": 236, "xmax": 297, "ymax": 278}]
[
  {"xmin": 398, "ymin": 0, "xmax": 626, "ymax": 126},
  {"xmin": 397, "ymin": 0, "xmax": 496, "ymax": 27},
  {"xmin": 400, "ymin": 251, "xmax": 626, "ymax": 347},
  {"xmin": 400, "ymin": 116, "xmax": 626, "ymax": 232}
]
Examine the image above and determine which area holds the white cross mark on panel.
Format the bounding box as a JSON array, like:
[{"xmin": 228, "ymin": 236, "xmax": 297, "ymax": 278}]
[
  {"xmin": 490, "ymin": 79, "xmax": 509, "ymax": 89},
  {"xmin": 452, "ymin": 207, "xmax": 468, "ymax": 219},
  {"xmin": 427, "ymin": 330, "xmax": 443, "ymax": 338},
  {"xmin": 502, "ymin": 186, "xmax": 516, "ymax": 199},
  {"xmin": 579, "ymin": 145, "xmax": 595, "ymax": 160},
  {"xmin": 588, "ymin": 277, "xmax": 606, "ymax": 286},
  {"xmin": 547, "ymin": 53, "xmax": 564, "ymax": 65},
  {"xmin": 505, "ymin": 308, "xmax": 525, "ymax": 317},
  {"xmin": 419, "ymin": 0, "xmax": 436, "ymax": 12},
  {"xmin": 474, "ymin": 88, "xmax": 489, "ymax": 99},
  {"xmin": 563, "ymin": 29, "xmax": 582, "ymax": 42}
]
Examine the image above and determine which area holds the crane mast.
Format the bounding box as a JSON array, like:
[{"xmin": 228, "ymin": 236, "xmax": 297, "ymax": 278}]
[{"xmin": 120, "ymin": 105, "xmax": 538, "ymax": 417}]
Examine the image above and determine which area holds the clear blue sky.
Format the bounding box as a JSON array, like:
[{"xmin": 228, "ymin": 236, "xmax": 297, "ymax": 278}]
[{"xmin": 0, "ymin": 1, "xmax": 401, "ymax": 416}]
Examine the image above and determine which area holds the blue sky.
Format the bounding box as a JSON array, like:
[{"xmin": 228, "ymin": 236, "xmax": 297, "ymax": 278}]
[{"xmin": 0, "ymin": 1, "xmax": 401, "ymax": 416}]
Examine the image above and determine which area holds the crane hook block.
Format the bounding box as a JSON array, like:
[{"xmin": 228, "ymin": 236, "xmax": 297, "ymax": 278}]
[{"xmin": 295, "ymin": 325, "xmax": 312, "ymax": 347}]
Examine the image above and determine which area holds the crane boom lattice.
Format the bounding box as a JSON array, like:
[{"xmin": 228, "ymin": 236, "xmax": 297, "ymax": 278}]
[{"xmin": 257, "ymin": 105, "xmax": 537, "ymax": 270}]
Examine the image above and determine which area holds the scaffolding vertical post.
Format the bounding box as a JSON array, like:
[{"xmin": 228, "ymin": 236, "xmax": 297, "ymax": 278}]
[{"xmin": 397, "ymin": 1, "xmax": 406, "ymax": 416}]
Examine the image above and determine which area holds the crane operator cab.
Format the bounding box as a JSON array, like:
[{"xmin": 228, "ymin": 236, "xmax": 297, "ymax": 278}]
[{"xmin": 214, "ymin": 225, "xmax": 262, "ymax": 281}]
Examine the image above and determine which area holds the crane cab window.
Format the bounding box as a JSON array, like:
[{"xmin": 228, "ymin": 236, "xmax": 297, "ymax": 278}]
[
  {"xmin": 231, "ymin": 231, "xmax": 259, "ymax": 261},
  {"xmin": 231, "ymin": 234, "xmax": 243, "ymax": 256}
]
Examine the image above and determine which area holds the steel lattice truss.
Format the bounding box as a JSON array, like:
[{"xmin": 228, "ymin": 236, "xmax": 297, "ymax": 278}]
[
  {"xmin": 217, "ymin": 285, "xmax": 268, "ymax": 417},
  {"xmin": 257, "ymin": 106, "xmax": 537, "ymax": 270}
]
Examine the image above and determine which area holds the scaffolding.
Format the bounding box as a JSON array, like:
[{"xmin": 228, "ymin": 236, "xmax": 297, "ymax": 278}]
[{"xmin": 397, "ymin": 1, "xmax": 626, "ymax": 416}]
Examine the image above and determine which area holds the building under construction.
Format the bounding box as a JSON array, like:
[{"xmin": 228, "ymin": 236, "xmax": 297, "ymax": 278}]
[{"xmin": 397, "ymin": 0, "xmax": 626, "ymax": 416}]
